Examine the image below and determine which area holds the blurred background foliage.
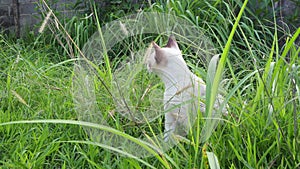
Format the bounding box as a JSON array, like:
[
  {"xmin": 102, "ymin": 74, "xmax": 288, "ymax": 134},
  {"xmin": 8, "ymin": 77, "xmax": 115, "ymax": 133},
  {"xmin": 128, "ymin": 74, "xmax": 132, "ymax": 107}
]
[
  {"xmin": 2, "ymin": 0, "xmax": 299, "ymax": 46},
  {"xmin": 38, "ymin": 0, "xmax": 300, "ymax": 57}
]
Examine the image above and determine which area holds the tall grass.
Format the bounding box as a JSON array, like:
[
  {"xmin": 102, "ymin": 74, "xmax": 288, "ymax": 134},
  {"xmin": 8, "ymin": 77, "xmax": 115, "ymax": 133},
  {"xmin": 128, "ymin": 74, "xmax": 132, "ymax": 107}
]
[{"xmin": 0, "ymin": 0, "xmax": 299, "ymax": 168}]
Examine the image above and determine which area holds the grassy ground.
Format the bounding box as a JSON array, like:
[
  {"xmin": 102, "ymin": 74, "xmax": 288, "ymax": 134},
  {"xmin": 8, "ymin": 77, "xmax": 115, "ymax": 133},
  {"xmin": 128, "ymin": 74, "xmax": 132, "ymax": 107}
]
[{"xmin": 0, "ymin": 0, "xmax": 299, "ymax": 168}]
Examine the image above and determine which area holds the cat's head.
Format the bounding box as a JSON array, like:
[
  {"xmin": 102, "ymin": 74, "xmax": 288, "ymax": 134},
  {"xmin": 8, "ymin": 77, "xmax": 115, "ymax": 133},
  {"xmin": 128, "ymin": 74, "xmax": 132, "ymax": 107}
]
[{"xmin": 145, "ymin": 36, "xmax": 186, "ymax": 72}]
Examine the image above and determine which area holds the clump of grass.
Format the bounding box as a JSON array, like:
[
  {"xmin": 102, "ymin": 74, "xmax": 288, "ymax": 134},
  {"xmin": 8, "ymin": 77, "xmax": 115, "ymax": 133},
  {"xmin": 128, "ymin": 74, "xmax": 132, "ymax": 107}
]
[{"xmin": 0, "ymin": 0, "xmax": 299, "ymax": 168}]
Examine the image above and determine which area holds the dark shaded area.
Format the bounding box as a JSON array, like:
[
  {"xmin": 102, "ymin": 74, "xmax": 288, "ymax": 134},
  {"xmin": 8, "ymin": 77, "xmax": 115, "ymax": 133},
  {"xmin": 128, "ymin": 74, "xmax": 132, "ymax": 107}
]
[
  {"xmin": 275, "ymin": 0, "xmax": 300, "ymax": 46},
  {"xmin": 12, "ymin": 0, "xmax": 20, "ymax": 37},
  {"xmin": 1, "ymin": 0, "xmax": 298, "ymax": 43},
  {"xmin": 0, "ymin": 0, "xmax": 150, "ymax": 37}
]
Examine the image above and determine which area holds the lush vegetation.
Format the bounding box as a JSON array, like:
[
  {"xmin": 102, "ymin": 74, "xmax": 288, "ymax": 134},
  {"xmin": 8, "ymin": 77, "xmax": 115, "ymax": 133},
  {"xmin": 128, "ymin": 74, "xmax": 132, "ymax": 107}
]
[{"xmin": 0, "ymin": 0, "xmax": 299, "ymax": 168}]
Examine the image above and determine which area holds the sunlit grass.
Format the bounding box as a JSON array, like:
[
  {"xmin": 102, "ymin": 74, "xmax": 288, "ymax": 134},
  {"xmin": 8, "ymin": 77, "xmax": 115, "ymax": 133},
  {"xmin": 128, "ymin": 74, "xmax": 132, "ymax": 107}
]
[{"xmin": 0, "ymin": 0, "xmax": 299, "ymax": 168}]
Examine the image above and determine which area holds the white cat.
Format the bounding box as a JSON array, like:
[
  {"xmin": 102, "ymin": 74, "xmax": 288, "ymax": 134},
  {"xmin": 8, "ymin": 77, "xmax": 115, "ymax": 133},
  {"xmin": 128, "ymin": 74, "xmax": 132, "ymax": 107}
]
[{"xmin": 145, "ymin": 36, "xmax": 227, "ymax": 141}]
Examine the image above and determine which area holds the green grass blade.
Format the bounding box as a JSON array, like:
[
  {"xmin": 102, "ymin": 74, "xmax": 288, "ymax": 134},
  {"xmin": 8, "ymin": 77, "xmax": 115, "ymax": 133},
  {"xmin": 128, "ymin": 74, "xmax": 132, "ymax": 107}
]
[
  {"xmin": 207, "ymin": 151, "xmax": 220, "ymax": 169},
  {"xmin": 63, "ymin": 140, "xmax": 156, "ymax": 169},
  {"xmin": 93, "ymin": 2, "xmax": 112, "ymax": 81},
  {"xmin": 203, "ymin": 0, "xmax": 249, "ymax": 143},
  {"xmin": 206, "ymin": 0, "xmax": 249, "ymax": 116},
  {"xmin": 0, "ymin": 119, "xmax": 171, "ymax": 169}
]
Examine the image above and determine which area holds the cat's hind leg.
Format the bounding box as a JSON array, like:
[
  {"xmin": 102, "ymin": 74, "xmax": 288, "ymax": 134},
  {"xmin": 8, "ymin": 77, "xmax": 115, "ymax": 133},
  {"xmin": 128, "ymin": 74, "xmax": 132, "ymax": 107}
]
[{"xmin": 164, "ymin": 111, "xmax": 178, "ymax": 141}]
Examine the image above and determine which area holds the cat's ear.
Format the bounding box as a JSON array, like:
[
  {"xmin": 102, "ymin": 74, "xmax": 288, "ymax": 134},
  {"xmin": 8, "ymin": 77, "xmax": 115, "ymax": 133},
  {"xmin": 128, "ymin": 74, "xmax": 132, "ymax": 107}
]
[
  {"xmin": 152, "ymin": 41, "xmax": 165, "ymax": 64},
  {"xmin": 166, "ymin": 35, "xmax": 179, "ymax": 50}
]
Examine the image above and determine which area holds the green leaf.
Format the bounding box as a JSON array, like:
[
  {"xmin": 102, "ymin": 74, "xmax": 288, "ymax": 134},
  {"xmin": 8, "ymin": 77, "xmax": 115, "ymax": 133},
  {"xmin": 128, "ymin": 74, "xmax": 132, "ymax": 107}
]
[{"xmin": 207, "ymin": 152, "xmax": 220, "ymax": 169}]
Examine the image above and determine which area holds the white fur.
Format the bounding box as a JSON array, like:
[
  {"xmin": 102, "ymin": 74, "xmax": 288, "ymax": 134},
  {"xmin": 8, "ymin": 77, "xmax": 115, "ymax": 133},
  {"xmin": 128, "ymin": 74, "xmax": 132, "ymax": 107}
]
[{"xmin": 145, "ymin": 37, "xmax": 227, "ymax": 141}]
